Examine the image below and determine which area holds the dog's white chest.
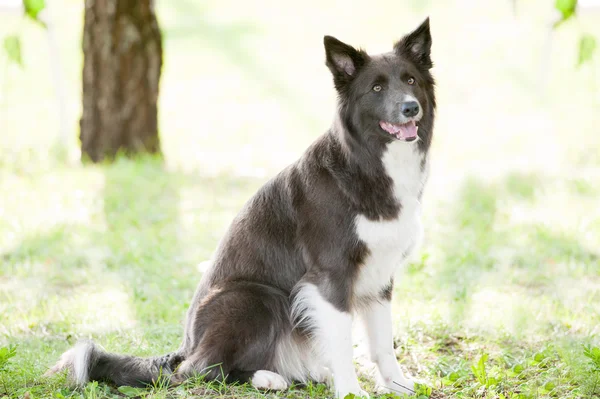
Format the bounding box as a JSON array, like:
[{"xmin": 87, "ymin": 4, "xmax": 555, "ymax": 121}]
[{"xmin": 353, "ymin": 143, "xmax": 427, "ymax": 300}]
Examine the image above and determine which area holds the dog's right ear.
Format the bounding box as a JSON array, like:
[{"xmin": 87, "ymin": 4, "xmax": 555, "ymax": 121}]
[{"xmin": 324, "ymin": 36, "xmax": 368, "ymax": 92}]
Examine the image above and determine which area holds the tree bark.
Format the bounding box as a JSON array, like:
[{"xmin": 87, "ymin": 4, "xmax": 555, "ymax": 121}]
[{"xmin": 80, "ymin": 0, "xmax": 162, "ymax": 162}]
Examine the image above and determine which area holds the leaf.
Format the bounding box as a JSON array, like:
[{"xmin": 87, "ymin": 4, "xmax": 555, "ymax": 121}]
[
  {"xmin": 118, "ymin": 386, "xmax": 146, "ymax": 398},
  {"xmin": 471, "ymin": 353, "xmax": 489, "ymax": 385},
  {"xmin": 448, "ymin": 371, "xmax": 460, "ymax": 382},
  {"xmin": 0, "ymin": 345, "xmax": 17, "ymax": 373},
  {"xmin": 52, "ymin": 389, "xmax": 68, "ymax": 399},
  {"xmin": 511, "ymin": 363, "xmax": 525, "ymax": 376},
  {"xmin": 3, "ymin": 35, "xmax": 23, "ymax": 67},
  {"xmin": 0, "ymin": 345, "xmax": 17, "ymax": 359},
  {"xmin": 544, "ymin": 381, "xmax": 556, "ymax": 391},
  {"xmin": 583, "ymin": 345, "xmax": 600, "ymax": 369},
  {"xmin": 23, "ymin": 0, "xmax": 46, "ymax": 25},
  {"xmin": 0, "ymin": 346, "xmax": 16, "ymax": 359},
  {"xmin": 578, "ymin": 35, "xmax": 597, "ymax": 67},
  {"xmin": 555, "ymin": 0, "xmax": 577, "ymax": 23},
  {"xmin": 413, "ymin": 382, "xmax": 433, "ymax": 396}
]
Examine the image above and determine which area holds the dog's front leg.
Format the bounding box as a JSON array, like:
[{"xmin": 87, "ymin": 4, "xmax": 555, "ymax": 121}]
[
  {"xmin": 360, "ymin": 300, "xmax": 415, "ymax": 395},
  {"xmin": 293, "ymin": 283, "xmax": 368, "ymax": 399}
]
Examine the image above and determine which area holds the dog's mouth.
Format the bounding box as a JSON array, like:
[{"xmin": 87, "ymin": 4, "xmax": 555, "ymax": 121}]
[{"xmin": 379, "ymin": 120, "xmax": 419, "ymax": 142}]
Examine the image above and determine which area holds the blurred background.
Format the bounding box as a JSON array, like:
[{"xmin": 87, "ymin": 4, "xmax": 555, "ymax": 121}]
[{"xmin": 0, "ymin": 0, "xmax": 599, "ymax": 398}]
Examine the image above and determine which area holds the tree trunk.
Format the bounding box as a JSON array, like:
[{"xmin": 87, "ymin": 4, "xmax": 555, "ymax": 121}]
[{"xmin": 80, "ymin": 0, "xmax": 162, "ymax": 162}]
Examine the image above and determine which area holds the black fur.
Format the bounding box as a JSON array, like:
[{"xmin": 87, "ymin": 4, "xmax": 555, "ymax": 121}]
[{"xmin": 48, "ymin": 18, "xmax": 436, "ymax": 392}]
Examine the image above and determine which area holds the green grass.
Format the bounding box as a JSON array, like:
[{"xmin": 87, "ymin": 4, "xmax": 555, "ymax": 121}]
[
  {"xmin": 1, "ymin": 0, "xmax": 600, "ymax": 398},
  {"xmin": 3, "ymin": 158, "xmax": 599, "ymax": 399}
]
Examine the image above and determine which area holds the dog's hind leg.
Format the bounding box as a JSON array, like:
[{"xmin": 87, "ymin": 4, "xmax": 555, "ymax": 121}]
[
  {"xmin": 271, "ymin": 329, "xmax": 329, "ymax": 385},
  {"xmin": 172, "ymin": 281, "xmax": 293, "ymax": 389}
]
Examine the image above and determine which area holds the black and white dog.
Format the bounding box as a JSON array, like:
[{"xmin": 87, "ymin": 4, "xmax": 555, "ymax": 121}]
[{"xmin": 48, "ymin": 18, "xmax": 435, "ymax": 399}]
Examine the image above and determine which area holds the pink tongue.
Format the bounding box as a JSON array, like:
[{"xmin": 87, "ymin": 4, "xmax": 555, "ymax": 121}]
[{"xmin": 380, "ymin": 121, "xmax": 418, "ymax": 139}]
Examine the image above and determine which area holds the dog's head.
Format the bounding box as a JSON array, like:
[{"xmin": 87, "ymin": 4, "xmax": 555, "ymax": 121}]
[{"xmin": 324, "ymin": 18, "xmax": 435, "ymax": 148}]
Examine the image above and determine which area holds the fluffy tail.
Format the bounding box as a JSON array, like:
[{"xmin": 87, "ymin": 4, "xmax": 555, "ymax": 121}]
[{"xmin": 44, "ymin": 341, "xmax": 184, "ymax": 387}]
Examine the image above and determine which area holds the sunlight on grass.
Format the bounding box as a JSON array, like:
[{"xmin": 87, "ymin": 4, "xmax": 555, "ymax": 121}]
[
  {"xmin": 0, "ymin": 169, "xmax": 105, "ymax": 252},
  {"xmin": 1, "ymin": 280, "xmax": 136, "ymax": 337}
]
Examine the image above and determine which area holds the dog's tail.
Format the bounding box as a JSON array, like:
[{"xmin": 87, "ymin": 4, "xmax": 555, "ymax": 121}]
[{"xmin": 44, "ymin": 341, "xmax": 184, "ymax": 387}]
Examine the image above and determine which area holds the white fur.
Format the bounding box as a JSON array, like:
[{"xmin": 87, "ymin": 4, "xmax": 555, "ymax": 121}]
[
  {"xmin": 251, "ymin": 370, "xmax": 288, "ymax": 390},
  {"xmin": 45, "ymin": 341, "xmax": 95, "ymax": 386},
  {"xmin": 272, "ymin": 333, "xmax": 329, "ymax": 383},
  {"xmin": 273, "ymin": 336, "xmax": 308, "ymax": 382},
  {"xmin": 291, "ymin": 283, "xmax": 369, "ymax": 398},
  {"xmin": 354, "ymin": 142, "xmax": 426, "ymax": 299},
  {"xmin": 72, "ymin": 341, "xmax": 94, "ymax": 385},
  {"xmin": 360, "ymin": 301, "xmax": 414, "ymax": 394}
]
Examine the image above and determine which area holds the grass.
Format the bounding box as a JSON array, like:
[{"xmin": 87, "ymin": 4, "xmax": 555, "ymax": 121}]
[
  {"xmin": 1, "ymin": 0, "xmax": 600, "ymax": 398},
  {"xmin": 3, "ymin": 159, "xmax": 599, "ymax": 399}
]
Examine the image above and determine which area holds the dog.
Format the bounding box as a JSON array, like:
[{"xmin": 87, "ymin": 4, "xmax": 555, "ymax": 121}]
[{"xmin": 47, "ymin": 18, "xmax": 435, "ymax": 399}]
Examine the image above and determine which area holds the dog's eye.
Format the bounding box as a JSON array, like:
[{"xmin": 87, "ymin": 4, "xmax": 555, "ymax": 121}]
[
  {"xmin": 407, "ymin": 77, "xmax": 415, "ymax": 85},
  {"xmin": 372, "ymin": 84, "xmax": 382, "ymax": 92}
]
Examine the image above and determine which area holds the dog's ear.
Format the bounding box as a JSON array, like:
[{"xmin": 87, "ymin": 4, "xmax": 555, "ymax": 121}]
[
  {"xmin": 394, "ymin": 17, "xmax": 432, "ymax": 69},
  {"xmin": 324, "ymin": 36, "xmax": 368, "ymax": 92}
]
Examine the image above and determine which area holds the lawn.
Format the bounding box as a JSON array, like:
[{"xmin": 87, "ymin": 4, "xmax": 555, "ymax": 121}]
[{"xmin": 1, "ymin": 0, "xmax": 600, "ymax": 398}]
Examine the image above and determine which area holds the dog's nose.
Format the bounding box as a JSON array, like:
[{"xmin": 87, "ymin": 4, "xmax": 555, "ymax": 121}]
[{"xmin": 401, "ymin": 101, "xmax": 419, "ymax": 117}]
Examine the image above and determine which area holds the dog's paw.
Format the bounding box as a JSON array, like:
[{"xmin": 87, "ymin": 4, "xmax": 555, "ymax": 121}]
[
  {"xmin": 311, "ymin": 366, "xmax": 333, "ymax": 384},
  {"xmin": 251, "ymin": 370, "xmax": 288, "ymax": 391},
  {"xmin": 375, "ymin": 376, "xmax": 415, "ymax": 395}
]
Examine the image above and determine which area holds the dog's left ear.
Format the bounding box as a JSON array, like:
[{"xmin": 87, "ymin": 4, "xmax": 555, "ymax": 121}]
[{"xmin": 394, "ymin": 17, "xmax": 433, "ymax": 69}]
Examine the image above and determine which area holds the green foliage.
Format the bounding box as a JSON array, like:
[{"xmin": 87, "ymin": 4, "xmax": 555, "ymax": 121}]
[
  {"xmin": 579, "ymin": 345, "xmax": 600, "ymax": 397},
  {"xmin": 84, "ymin": 381, "xmax": 101, "ymax": 399},
  {"xmin": 23, "ymin": 0, "xmax": 46, "ymax": 25},
  {"xmin": 2, "ymin": 36, "xmax": 22, "ymax": 67},
  {"xmin": 583, "ymin": 345, "xmax": 600, "ymax": 371},
  {"xmin": 578, "ymin": 35, "xmax": 597, "ymax": 67},
  {"xmin": 414, "ymin": 383, "xmax": 433, "ymax": 398},
  {"xmin": 555, "ymin": 0, "xmax": 577, "ymax": 23},
  {"xmin": 551, "ymin": 0, "xmax": 597, "ymax": 67},
  {"xmin": 1, "ymin": 0, "xmax": 46, "ymax": 65},
  {"xmin": 0, "ymin": 345, "xmax": 17, "ymax": 373},
  {"xmin": 471, "ymin": 352, "xmax": 499, "ymax": 388},
  {"xmin": 0, "ymin": 154, "xmax": 599, "ymax": 399},
  {"xmin": 471, "ymin": 353, "xmax": 488, "ymax": 386},
  {"xmin": 118, "ymin": 386, "xmax": 147, "ymax": 398},
  {"xmin": 52, "ymin": 388, "xmax": 74, "ymax": 399},
  {"xmin": 0, "ymin": 346, "xmax": 17, "ymax": 396}
]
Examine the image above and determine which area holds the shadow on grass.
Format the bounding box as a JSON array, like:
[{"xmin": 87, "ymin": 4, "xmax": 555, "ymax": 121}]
[{"xmin": 102, "ymin": 157, "xmax": 189, "ymax": 329}]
